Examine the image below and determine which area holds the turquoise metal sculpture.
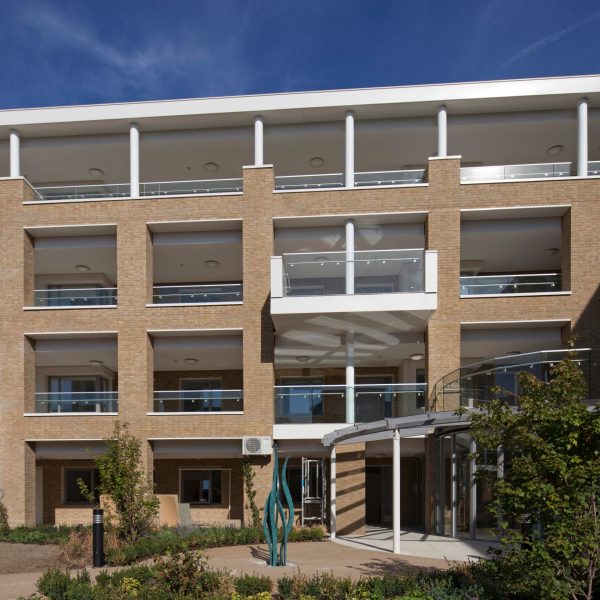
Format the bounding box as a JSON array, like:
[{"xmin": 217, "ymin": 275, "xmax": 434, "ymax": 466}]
[{"xmin": 263, "ymin": 442, "xmax": 295, "ymax": 566}]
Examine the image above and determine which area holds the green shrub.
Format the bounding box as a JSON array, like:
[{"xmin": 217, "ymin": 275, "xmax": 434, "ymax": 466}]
[
  {"xmin": 234, "ymin": 574, "xmax": 272, "ymax": 596},
  {"xmin": 0, "ymin": 525, "xmax": 86, "ymax": 545},
  {"xmin": 64, "ymin": 570, "xmax": 93, "ymax": 600},
  {"xmin": 37, "ymin": 568, "xmax": 71, "ymax": 600}
]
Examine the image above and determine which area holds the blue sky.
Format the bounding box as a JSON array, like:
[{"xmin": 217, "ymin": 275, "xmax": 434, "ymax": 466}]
[{"xmin": 0, "ymin": 0, "xmax": 599, "ymax": 109}]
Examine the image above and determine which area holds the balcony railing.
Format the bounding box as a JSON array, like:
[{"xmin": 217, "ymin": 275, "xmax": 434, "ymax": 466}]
[
  {"xmin": 274, "ymin": 169, "xmax": 425, "ymax": 191},
  {"xmin": 33, "ymin": 179, "xmax": 242, "ymax": 201},
  {"xmin": 589, "ymin": 161, "xmax": 600, "ymax": 176},
  {"xmin": 460, "ymin": 273, "xmax": 561, "ymax": 296},
  {"xmin": 152, "ymin": 284, "xmax": 243, "ymax": 304},
  {"xmin": 274, "ymin": 383, "xmax": 426, "ymax": 424},
  {"xmin": 34, "ymin": 183, "xmax": 131, "ymax": 201},
  {"xmin": 153, "ymin": 389, "xmax": 243, "ymax": 412},
  {"xmin": 34, "ymin": 287, "xmax": 117, "ymax": 307},
  {"xmin": 354, "ymin": 169, "xmax": 425, "ymax": 186},
  {"xmin": 140, "ymin": 178, "xmax": 243, "ymax": 196},
  {"xmin": 281, "ymin": 249, "xmax": 424, "ymax": 296},
  {"xmin": 460, "ymin": 162, "xmax": 571, "ymax": 183},
  {"xmin": 430, "ymin": 348, "xmax": 599, "ymax": 410},
  {"xmin": 34, "ymin": 392, "xmax": 118, "ymax": 413},
  {"xmin": 275, "ymin": 173, "xmax": 344, "ymax": 191}
]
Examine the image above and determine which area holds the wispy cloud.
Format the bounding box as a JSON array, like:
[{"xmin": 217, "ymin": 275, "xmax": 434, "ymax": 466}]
[
  {"xmin": 14, "ymin": 1, "xmax": 257, "ymax": 102},
  {"xmin": 503, "ymin": 8, "xmax": 600, "ymax": 68}
]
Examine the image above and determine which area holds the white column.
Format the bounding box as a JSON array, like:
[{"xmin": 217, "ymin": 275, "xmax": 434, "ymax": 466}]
[
  {"xmin": 469, "ymin": 437, "xmax": 477, "ymax": 540},
  {"xmin": 577, "ymin": 98, "xmax": 588, "ymax": 177},
  {"xmin": 9, "ymin": 129, "xmax": 21, "ymax": 177},
  {"xmin": 129, "ymin": 122, "xmax": 140, "ymax": 198},
  {"xmin": 254, "ymin": 116, "xmax": 264, "ymax": 167},
  {"xmin": 345, "ymin": 218, "xmax": 355, "ymax": 295},
  {"xmin": 437, "ymin": 105, "xmax": 447, "ymax": 158},
  {"xmin": 393, "ymin": 429, "xmax": 401, "ymax": 554},
  {"xmin": 345, "ymin": 332, "xmax": 355, "ymax": 423},
  {"xmin": 329, "ymin": 446, "xmax": 337, "ymax": 538},
  {"xmin": 345, "ymin": 110, "xmax": 354, "ymax": 187}
]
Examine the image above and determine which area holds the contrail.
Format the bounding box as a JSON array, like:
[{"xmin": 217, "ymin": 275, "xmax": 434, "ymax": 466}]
[{"xmin": 503, "ymin": 9, "xmax": 600, "ymax": 67}]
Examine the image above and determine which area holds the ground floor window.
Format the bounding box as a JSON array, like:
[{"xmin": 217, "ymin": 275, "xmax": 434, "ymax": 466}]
[
  {"xmin": 63, "ymin": 468, "xmax": 100, "ymax": 504},
  {"xmin": 180, "ymin": 469, "xmax": 222, "ymax": 504}
]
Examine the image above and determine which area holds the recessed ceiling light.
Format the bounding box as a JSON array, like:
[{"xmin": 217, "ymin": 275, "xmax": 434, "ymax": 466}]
[
  {"xmin": 76, "ymin": 264, "xmax": 91, "ymax": 272},
  {"xmin": 204, "ymin": 162, "xmax": 219, "ymax": 173},
  {"xmin": 296, "ymin": 355, "xmax": 310, "ymax": 363},
  {"xmin": 313, "ymin": 256, "xmax": 329, "ymax": 262},
  {"xmin": 205, "ymin": 260, "xmax": 221, "ymax": 268},
  {"xmin": 309, "ymin": 157, "xmax": 324, "ymax": 168},
  {"xmin": 89, "ymin": 360, "xmax": 103, "ymax": 366},
  {"xmin": 184, "ymin": 357, "xmax": 198, "ymax": 365},
  {"xmin": 409, "ymin": 353, "xmax": 425, "ymax": 361},
  {"xmin": 88, "ymin": 167, "xmax": 104, "ymax": 178},
  {"xmin": 543, "ymin": 247, "xmax": 559, "ymax": 256},
  {"xmin": 506, "ymin": 351, "xmax": 521, "ymax": 356},
  {"xmin": 546, "ymin": 145, "xmax": 564, "ymax": 157}
]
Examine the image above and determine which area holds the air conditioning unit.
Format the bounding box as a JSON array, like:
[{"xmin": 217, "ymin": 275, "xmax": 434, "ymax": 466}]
[{"xmin": 242, "ymin": 436, "xmax": 273, "ymax": 456}]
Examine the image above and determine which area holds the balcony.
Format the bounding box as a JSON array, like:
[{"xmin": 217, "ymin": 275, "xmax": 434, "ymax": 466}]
[
  {"xmin": 271, "ymin": 249, "xmax": 437, "ymax": 326},
  {"xmin": 153, "ymin": 389, "xmax": 243, "ymax": 413},
  {"xmin": 431, "ymin": 348, "xmax": 599, "ymax": 410},
  {"xmin": 460, "ymin": 273, "xmax": 561, "ymax": 296},
  {"xmin": 34, "ymin": 287, "xmax": 117, "ymax": 307},
  {"xmin": 460, "ymin": 162, "xmax": 572, "ymax": 183},
  {"xmin": 274, "ymin": 383, "xmax": 426, "ymax": 424},
  {"xmin": 34, "ymin": 391, "xmax": 118, "ymax": 413},
  {"xmin": 274, "ymin": 169, "xmax": 425, "ymax": 191},
  {"xmin": 33, "ymin": 178, "xmax": 243, "ymax": 201},
  {"xmin": 152, "ymin": 284, "xmax": 242, "ymax": 305},
  {"xmin": 589, "ymin": 161, "xmax": 600, "ymax": 176}
]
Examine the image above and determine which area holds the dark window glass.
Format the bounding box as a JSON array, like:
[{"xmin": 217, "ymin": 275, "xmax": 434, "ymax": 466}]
[
  {"xmin": 180, "ymin": 470, "xmax": 222, "ymax": 504},
  {"xmin": 64, "ymin": 468, "xmax": 100, "ymax": 504}
]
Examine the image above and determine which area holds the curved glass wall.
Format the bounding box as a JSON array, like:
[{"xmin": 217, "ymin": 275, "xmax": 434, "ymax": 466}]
[{"xmin": 435, "ymin": 431, "xmax": 498, "ymax": 540}]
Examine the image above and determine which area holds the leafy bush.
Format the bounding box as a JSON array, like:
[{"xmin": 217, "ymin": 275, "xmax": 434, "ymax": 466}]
[
  {"xmin": 234, "ymin": 573, "xmax": 272, "ymax": 596},
  {"xmin": 0, "ymin": 525, "xmax": 86, "ymax": 545},
  {"xmin": 37, "ymin": 567, "xmax": 71, "ymax": 600},
  {"xmin": 0, "ymin": 489, "xmax": 9, "ymax": 533}
]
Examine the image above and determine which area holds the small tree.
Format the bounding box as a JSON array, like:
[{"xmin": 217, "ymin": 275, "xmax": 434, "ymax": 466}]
[
  {"xmin": 241, "ymin": 461, "xmax": 262, "ymax": 528},
  {"xmin": 81, "ymin": 422, "xmax": 158, "ymax": 543},
  {"xmin": 470, "ymin": 354, "xmax": 600, "ymax": 600}
]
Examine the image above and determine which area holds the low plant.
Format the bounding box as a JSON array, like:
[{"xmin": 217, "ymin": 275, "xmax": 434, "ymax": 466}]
[
  {"xmin": 105, "ymin": 524, "xmax": 325, "ymax": 566},
  {"xmin": 235, "ymin": 573, "xmax": 272, "ymax": 596},
  {"xmin": 0, "ymin": 524, "xmax": 85, "ymax": 545},
  {"xmin": 0, "ymin": 489, "xmax": 9, "ymax": 533}
]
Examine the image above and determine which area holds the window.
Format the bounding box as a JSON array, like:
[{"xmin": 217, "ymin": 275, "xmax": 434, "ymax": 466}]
[
  {"xmin": 179, "ymin": 378, "xmax": 222, "ymax": 412},
  {"xmin": 279, "ymin": 377, "xmax": 324, "ymax": 418},
  {"xmin": 64, "ymin": 468, "xmax": 100, "ymax": 504},
  {"xmin": 48, "ymin": 376, "xmax": 110, "ymax": 412},
  {"xmin": 180, "ymin": 470, "xmax": 222, "ymax": 504}
]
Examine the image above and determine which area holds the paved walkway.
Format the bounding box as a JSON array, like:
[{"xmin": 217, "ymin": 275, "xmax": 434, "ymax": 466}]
[
  {"xmin": 336, "ymin": 526, "xmax": 498, "ymax": 562},
  {"xmin": 0, "ymin": 533, "xmax": 496, "ymax": 599}
]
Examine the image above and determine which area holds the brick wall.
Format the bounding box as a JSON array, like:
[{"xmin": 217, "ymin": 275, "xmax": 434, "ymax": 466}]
[{"xmin": 0, "ymin": 158, "xmax": 599, "ymax": 526}]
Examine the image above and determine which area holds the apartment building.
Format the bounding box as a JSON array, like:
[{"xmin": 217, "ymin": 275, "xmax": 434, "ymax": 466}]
[{"xmin": 0, "ymin": 75, "xmax": 598, "ymax": 550}]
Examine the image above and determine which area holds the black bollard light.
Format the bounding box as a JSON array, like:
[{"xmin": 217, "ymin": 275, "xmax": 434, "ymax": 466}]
[{"xmin": 92, "ymin": 508, "xmax": 105, "ymax": 567}]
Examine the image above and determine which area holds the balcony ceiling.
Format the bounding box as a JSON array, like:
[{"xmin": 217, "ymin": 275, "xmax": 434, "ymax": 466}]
[
  {"xmin": 461, "ymin": 217, "xmax": 561, "ymax": 273},
  {"xmin": 35, "ymin": 337, "xmax": 118, "ymax": 371},
  {"xmin": 2, "ymin": 110, "xmax": 598, "ymax": 184},
  {"xmin": 153, "ymin": 230, "xmax": 242, "ymax": 284},
  {"xmin": 274, "ymin": 315, "xmax": 426, "ymax": 368},
  {"xmin": 460, "ymin": 325, "xmax": 563, "ymax": 364},
  {"xmin": 152, "ymin": 333, "xmax": 243, "ymax": 371}
]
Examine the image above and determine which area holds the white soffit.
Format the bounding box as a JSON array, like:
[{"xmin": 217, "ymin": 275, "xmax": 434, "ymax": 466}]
[
  {"xmin": 148, "ymin": 219, "xmax": 242, "ymax": 233},
  {"xmin": 273, "ymin": 212, "xmax": 427, "ymax": 229},
  {"xmin": 25, "ymin": 224, "xmax": 117, "ymax": 237},
  {"xmin": 1, "ymin": 75, "xmax": 599, "ymax": 137},
  {"xmin": 460, "ymin": 205, "xmax": 570, "ymax": 220}
]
